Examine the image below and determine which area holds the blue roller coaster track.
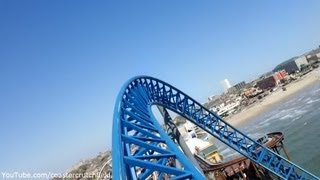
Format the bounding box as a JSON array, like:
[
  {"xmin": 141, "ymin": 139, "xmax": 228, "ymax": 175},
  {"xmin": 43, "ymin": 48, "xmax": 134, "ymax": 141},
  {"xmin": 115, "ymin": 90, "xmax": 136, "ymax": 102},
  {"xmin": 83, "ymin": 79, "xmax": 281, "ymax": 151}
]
[{"xmin": 112, "ymin": 76, "xmax": 319, "ymax": 180}]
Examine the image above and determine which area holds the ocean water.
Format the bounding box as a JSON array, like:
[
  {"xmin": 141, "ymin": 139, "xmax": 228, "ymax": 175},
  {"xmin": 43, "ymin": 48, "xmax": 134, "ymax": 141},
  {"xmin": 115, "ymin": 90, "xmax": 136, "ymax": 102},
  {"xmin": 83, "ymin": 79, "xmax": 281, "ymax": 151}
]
[{"xmin": 237, "ymin": 82, "xmax": 320, "ymax": 176}]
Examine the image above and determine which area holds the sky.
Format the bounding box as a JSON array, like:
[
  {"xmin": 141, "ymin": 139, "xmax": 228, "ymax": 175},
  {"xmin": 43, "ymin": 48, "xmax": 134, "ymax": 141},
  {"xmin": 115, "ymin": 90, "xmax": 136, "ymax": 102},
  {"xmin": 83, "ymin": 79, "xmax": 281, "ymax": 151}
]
[{"xmin": 1, "ymin": 0, "xmax": 320, "ymax": 174}]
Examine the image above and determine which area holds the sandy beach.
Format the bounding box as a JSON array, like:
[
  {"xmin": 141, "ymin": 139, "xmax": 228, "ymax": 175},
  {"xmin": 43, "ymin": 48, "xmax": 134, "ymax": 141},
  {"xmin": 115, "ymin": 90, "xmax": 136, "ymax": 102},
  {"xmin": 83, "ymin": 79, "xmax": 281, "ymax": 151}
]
[{"xmin": 226, "ymin": 68, "xmax": 320, "ymax": 127}]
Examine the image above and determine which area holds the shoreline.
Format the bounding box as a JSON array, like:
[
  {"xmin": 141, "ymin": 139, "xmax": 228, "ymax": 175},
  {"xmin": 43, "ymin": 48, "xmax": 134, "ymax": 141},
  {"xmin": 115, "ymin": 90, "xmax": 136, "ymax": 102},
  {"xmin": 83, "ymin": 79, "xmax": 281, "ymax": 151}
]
[{"xmin": 226, "ymin": 69, "xmax": 320, "ymax": 127}]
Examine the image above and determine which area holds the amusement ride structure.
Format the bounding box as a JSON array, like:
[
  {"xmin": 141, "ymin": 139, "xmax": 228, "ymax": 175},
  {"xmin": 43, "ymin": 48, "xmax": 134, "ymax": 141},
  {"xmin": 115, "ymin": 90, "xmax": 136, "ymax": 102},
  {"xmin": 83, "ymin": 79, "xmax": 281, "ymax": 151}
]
[{"xmin": 112, "ymin": 76, "xmax": 319, "ymax": 180}]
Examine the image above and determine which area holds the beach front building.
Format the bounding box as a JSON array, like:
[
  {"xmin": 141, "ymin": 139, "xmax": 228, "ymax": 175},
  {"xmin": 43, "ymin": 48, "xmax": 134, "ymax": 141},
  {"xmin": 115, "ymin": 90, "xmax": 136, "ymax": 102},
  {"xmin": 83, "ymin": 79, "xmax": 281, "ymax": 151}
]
[
  {"xmin": 242, "ymin": 87, "xmax": 264, "ymax": 98},
  {"xmin": 256, "ymin": 70, "xmax": 288, "ymax": 90},
  {"xmin": 306, "ymin": 48, "xmax": 320, "ymax": 64},
  {"xmin": 209, "ymin": 100, "xmax": 241, "ymax": 117},
  {"xmin": 306, "ymin": 54, "xmax": 320, "ymax": 64},
  {"xmin": 273, "ymin": 56, "xmax": 309, "ymax": 74},
  {"xmin": 273, "ymin": 69, "xmax": 288, "ymax": 82},
  {"xmin": 256, "ymin": 76, "xmax": 277, "ymax": 90},
  {"xmin": 208, "ymin": 94, "xmax": 220, "ymax": 102}
]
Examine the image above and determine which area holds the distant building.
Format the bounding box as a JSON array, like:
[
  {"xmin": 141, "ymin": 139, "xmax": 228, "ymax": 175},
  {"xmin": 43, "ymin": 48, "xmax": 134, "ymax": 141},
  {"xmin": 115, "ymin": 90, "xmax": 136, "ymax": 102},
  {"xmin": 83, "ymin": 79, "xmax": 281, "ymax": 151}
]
[
  {"xmin": 306, "ymin": 48, "xmax": 320, "ymax": 60},
  {"xmin": 259, "ymin": 71, "xmax": 274, "ymax": 79},
  {"xmin": 306, "ymin": 54, "xmax": 319, "ymax": 64},
  {"xmin": 273, "ymin": 70, "xmax": 288, "ymax": 83},
  {"xmin": 233, "ymin": 81, "xmax": 246, "ymax": 91},
  {"xmin": 243, "ymin": 88, "xmax": 263, "ymax": 98},
  {"xmin": 208, "ymin": 95, "xmax": 219, "ymax": 102},
  {"xmin": 227, "ymin": 81, "xmax": 246, "ymax": 93},
  {"xmin": 256, "ymin": 70, "xmax": 288, "ymax": 90},
  {"xmin": 227, "ymin": 86, "xmax": 237, "ymax": 93},
  {"xmin": 256, "ymin": 76, "xmax": 277, "ymax": 90},
  {"xmin": 306, "ymin": 48, "xmax": 320, "ymax": 64},
  {"xmin": 220, "ymin": 79, "xmax": 231, "ymax": 93},
  {"xmin": 295, "ymin": 56, "xmax": 308, "ymax": 70},
  {"xmin": 273, "ymin": 56, "xmax": 309, "ymax": 74}
]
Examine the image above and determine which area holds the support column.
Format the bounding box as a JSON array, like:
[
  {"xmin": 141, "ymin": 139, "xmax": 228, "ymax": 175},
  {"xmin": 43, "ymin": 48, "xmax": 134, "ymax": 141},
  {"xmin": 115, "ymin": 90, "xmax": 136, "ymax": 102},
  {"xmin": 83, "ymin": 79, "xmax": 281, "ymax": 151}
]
[
  {"xmin": 157, "ymin": 106, "xmax": 203, "ymax": 173},
  {"xmin": 280, "ymin": 141, "xmax": 291, "ymax": 161}
]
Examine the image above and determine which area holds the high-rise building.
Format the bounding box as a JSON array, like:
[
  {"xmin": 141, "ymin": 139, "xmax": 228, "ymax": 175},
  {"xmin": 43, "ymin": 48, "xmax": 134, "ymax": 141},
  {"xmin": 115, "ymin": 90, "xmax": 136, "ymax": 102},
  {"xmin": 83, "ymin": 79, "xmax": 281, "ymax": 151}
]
[
  {"xmin": 220, "ymin": 79, "xmax": 231, "ymax": 93},
  {"xmin": 228, "ymin": 81, "xmax": 246, "ymax": 93}
]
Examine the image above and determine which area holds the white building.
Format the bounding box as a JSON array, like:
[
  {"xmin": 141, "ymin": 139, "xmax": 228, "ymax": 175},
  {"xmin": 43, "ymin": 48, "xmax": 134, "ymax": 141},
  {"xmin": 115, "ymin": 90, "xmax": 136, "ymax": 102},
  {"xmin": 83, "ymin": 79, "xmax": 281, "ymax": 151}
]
[
  {"xmin": 294, "ymin": 56, "xmax": 308, "ymax": 70},
  {"xmin": 208, "ymin": 95, "xmax": 219, "ymax": 102},
  {"xmin": 220, "ymin": 79, "xmax": 231, "ymax": 93}
]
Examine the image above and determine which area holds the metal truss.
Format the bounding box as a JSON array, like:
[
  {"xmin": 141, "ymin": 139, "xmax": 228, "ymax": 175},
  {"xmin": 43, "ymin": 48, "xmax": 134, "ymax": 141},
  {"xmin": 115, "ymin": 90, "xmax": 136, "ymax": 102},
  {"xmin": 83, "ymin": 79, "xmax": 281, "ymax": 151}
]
[{"xmin": 112, "ymin": 76, "xmax": 319, "ymax": 180}]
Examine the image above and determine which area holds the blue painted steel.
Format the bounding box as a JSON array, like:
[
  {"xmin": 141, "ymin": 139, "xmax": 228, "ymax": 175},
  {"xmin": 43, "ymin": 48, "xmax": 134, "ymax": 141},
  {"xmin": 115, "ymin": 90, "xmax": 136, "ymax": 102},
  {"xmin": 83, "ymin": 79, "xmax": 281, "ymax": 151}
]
[{"xmin": 112, "ymin": 76, "xmax": 319, "ymax": 180}]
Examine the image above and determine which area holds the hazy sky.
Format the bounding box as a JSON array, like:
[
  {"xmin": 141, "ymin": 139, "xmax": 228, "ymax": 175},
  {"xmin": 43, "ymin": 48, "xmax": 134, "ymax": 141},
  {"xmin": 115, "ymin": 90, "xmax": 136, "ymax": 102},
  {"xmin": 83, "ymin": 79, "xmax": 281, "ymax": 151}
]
[{"xmin": 1, "ymin": 0, "xmax": 320, "ymax": 173}]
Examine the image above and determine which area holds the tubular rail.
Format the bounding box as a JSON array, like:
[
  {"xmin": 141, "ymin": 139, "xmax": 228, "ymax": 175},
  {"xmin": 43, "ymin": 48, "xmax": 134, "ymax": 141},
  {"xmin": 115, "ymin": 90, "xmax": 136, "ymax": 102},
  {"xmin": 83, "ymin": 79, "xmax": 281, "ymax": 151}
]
[{"xmin": 112, "ymin": 76, "xmax": 319, "ymax": 180}]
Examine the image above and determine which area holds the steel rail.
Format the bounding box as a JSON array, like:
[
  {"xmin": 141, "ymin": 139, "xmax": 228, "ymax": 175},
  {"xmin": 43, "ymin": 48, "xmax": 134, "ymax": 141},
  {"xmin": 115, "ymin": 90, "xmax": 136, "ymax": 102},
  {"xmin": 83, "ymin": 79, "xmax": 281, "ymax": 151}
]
[{"xmin": 112, "ymin": 76, "xmax": 319, "ymax": 180}]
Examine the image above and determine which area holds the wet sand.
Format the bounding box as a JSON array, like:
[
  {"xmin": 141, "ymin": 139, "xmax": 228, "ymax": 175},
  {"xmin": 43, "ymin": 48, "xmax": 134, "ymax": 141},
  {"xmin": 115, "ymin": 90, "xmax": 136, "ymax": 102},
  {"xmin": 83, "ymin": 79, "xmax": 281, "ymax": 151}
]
[{"xmin": 226, "ymin": 68, "xmax": 320, "ymax": 127}]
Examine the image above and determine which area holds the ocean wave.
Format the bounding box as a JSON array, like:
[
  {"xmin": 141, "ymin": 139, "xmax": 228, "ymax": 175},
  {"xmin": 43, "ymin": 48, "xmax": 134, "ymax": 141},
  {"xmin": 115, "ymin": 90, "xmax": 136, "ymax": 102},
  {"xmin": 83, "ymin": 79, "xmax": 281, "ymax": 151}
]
[
  {"xmin": 246, "ymin": 132, "xmax": 266, "ymax": 140},
  {"xmin": 235, "ymin": 83, "xmax": 320, "ymax": 174},
  {"xmin": 306, "ymin": 99, "xmax": 320, "ymax": 104},
  {"xmin": 257, "ymin": 106, "xmax": 308, "ymax": 125},
  {"xmin": 279, "ymin": 109, "xmax": 308, "ymax": 121},
  {"xmin": 258, "ymin": 117, "xmax": 274, "ymax": 125},
  {"xmin": 303, "ymin": 97, "xmax": 312, "ymax": 103},
  {"xmin": 280, "ymin": 114, "xmax": 295, "ymax": 120},
  {"xmin": 312, "ymin": 86, "xmax": 320, "ymax": 93},
  {"xmin": 291, "ymin": 116, "xmax": 301, "ymax": 123},
  {"xmin": 257, "ymin": 122, "xmax": 270, "ymax": 128},
  {"xmin": 297, "ymin": 97, "xmax": 304, "ymax": 102},
  {"xmin": 294, "ymin": 109, "xmax": 308, "ymax": 115}
]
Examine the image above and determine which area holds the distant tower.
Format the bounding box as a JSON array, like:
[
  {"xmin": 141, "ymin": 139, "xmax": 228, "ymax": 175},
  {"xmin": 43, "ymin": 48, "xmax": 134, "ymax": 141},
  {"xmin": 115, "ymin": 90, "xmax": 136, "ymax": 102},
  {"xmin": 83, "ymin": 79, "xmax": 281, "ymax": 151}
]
[{"xmin": 220, "ymin": 79, "xmax": 231, "ymax": 93}]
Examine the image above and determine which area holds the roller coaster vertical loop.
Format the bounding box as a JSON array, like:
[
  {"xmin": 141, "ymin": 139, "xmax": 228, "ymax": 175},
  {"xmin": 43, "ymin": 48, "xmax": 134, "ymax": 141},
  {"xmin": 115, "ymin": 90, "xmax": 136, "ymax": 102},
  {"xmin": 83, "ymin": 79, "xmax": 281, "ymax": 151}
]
[{"xmin": 112, "ymin": 76, "xmax": 319, "ymax": 180}]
